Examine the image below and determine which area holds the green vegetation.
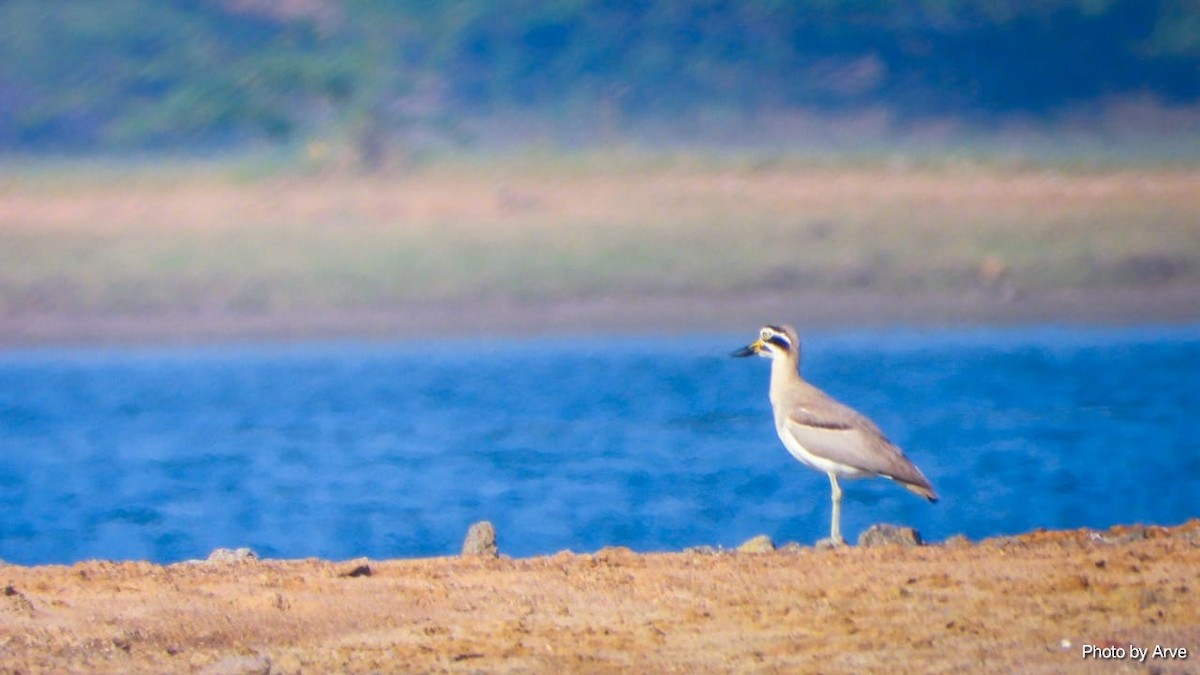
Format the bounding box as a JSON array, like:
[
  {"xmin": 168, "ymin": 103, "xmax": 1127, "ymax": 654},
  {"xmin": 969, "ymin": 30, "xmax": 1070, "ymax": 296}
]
[{"xmin": 1, "ymin": 1, "xmax": 1198, "ymax": 161}]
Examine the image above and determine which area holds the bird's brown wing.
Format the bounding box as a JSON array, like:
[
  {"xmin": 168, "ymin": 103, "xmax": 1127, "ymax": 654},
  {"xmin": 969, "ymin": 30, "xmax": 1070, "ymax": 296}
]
[{"xmin": 785, "ymin": 401, "xmax": 938, "ymax": 501}]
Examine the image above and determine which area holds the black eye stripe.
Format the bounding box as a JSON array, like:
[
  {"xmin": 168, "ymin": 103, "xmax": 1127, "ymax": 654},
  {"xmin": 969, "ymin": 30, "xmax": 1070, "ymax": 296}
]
[{"xmin": 765, "ymin": 335, "xmax": 791, "ymax": 350}]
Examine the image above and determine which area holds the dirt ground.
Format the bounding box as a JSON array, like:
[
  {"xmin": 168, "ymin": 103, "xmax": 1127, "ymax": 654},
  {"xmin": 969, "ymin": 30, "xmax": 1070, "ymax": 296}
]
[{"xmin": 1, "ymin": 521, "xmax": 1197, "ymax": 673}]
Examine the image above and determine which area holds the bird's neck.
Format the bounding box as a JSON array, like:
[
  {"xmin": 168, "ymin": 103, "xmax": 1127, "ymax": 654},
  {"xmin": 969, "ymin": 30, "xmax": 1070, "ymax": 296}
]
[{"xmin": 768, "ymin": 354, "xmax": 802, "ymax": 406}]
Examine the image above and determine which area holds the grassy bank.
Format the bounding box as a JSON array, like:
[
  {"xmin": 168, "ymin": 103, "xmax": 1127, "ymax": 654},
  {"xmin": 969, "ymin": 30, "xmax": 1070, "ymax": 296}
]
[{"xmin": 1, "ymin": 153, "xmax": 1197, "ymax": 319}]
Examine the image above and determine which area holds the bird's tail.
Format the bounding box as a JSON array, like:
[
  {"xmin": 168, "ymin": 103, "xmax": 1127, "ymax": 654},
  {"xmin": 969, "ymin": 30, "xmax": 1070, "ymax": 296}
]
[{"xmin": 903, "ymin": 480, "xmax": 939, "ymax": 503}]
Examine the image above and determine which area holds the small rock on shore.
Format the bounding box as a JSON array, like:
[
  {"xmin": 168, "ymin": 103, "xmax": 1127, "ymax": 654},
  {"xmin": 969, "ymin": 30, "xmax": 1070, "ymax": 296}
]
[
  {"xmin": 858, "ymin": 524, "xmax": 923, "ymax": 547},
  {"xmin": 462, "ymin": 521, "xmax": 499, "ymax": 557}
]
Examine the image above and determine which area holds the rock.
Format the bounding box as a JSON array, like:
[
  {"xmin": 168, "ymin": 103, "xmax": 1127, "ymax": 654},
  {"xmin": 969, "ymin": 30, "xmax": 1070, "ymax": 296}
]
[
  {"xmin": 462, "ymin": 521, "xmax": 498, "ymax": 558},
  {"xmin": 337, "ymin": 558, "xmax": 372, "ymax": 578},
  {"xmin": 737, "ymin": 535, "xmax": 775, "ymax": 553},
  {"xmin": 198, "ymin": 654, "xmax": 271, "ymax": 675},
  {"xmin": 684, "ymin": 545, "xmax": 722, "ymax": 555},
  {"xmin": 205, "ymin": 548, "xmax": 258, "ymax": 563},
  {"xmin": 858, "ymin": 524, "xmax": 923, "ymax": 548},
  {"xmin": 943, "ymin": 534, "xmax": 972, "ymax": 548}
]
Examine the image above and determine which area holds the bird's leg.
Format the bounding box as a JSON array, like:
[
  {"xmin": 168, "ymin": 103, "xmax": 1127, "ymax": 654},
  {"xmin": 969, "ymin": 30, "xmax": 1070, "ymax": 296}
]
[{"xmin": 828, "ymin": 473, "xmax": 846, "ymax": 546}]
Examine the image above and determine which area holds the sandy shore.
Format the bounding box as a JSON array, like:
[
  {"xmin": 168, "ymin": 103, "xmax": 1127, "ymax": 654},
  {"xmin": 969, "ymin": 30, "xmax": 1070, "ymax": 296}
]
[
  {"xmin": 1, "ymin": 522, "xmax": 1197, "ymax": 673},
  {"xmin": 3, "ymin": 283, "xmax": 1198, "ymax": 348}
]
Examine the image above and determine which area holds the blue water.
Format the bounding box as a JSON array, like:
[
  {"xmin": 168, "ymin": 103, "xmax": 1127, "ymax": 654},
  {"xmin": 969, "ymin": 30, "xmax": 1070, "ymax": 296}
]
[{"xmin": 1, "ymin": 325, "xmax": 1197, "ymax": 565}]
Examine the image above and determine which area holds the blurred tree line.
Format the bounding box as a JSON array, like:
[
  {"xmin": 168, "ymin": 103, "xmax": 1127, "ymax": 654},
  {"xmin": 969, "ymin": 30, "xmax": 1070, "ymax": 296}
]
[{"xmin": 0, "ymin": 0, "xmax": 1196, "ymax": 162}]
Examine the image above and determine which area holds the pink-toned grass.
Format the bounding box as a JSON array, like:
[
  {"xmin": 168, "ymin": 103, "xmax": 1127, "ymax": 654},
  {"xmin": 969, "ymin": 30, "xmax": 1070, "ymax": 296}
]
[{"xmin": 1, "ymin": 157, "xmax": 1197, "ymax": 315}]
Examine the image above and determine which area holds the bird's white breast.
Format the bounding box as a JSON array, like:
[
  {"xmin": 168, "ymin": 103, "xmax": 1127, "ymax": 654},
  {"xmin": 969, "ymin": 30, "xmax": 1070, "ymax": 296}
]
[{"xmin": 773, "ymin": 412, "xmax": 866, "ymax": 478}]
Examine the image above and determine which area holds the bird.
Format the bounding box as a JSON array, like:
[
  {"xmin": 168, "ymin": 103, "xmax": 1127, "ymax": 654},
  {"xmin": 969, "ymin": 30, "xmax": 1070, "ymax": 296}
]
[{"xmin": 732, "ymin": 324, "xmax": 937, "ymax": 546}]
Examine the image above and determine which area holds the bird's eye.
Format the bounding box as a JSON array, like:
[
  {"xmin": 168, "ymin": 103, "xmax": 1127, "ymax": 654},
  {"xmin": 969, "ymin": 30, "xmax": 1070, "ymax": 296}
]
[{"xmin": 760, "ymin": 329, "xmax": 772, "ymax": 340}]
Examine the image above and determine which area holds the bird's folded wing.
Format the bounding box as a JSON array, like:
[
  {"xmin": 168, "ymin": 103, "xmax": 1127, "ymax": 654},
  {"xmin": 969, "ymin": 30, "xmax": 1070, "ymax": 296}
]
[
  {"xmin": 785, "ymin": 405, "xmax": 930, "ymax": 489},
  {"xmin": 788, "ymin": 400, "xmax": 881, "ymax": 434}
]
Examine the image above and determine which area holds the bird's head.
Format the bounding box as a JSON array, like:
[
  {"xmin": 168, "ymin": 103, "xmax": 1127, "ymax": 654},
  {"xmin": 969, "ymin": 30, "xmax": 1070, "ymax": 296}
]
[{"xmin": 732, "ymin": 324, "xmax": 800, "ymax": 360}]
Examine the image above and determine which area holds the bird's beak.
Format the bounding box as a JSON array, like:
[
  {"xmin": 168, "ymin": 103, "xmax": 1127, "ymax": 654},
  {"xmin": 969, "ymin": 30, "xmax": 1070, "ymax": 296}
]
[{"xmin": 731, "ymin": 339, "xmax": 763, "ymax": 358}]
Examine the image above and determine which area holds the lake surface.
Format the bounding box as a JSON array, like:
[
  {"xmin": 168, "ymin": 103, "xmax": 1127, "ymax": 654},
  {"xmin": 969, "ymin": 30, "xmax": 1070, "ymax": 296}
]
[{"xmin": 1, "ymin": 324, "xmax": 1197, "ymax": 565}]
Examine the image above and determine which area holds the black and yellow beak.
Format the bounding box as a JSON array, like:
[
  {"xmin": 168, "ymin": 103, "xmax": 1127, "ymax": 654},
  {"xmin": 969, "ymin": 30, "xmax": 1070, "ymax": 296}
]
[{"xmin": 731, "ymin": 338, "xmax": 764, "ymax": 358}]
